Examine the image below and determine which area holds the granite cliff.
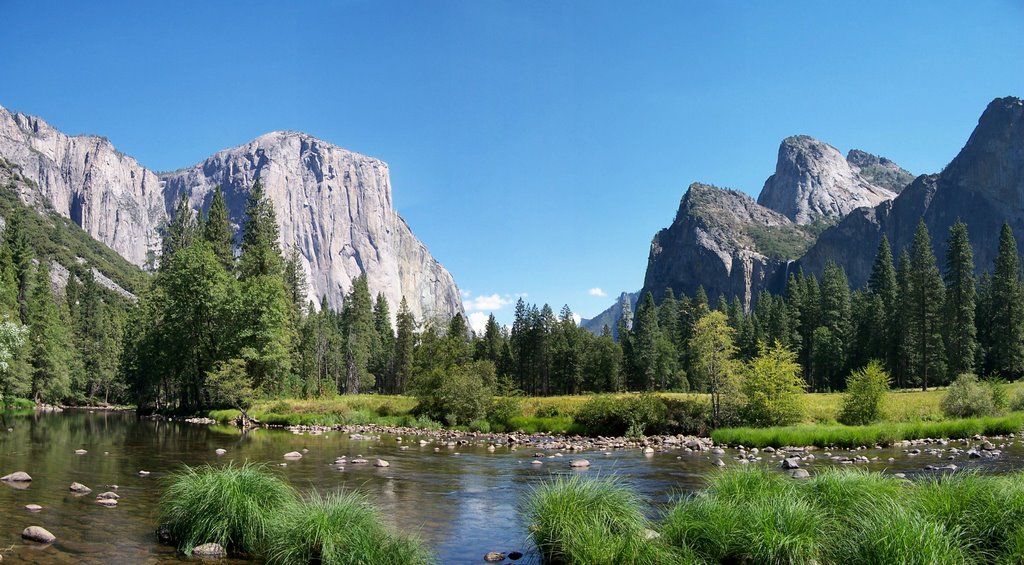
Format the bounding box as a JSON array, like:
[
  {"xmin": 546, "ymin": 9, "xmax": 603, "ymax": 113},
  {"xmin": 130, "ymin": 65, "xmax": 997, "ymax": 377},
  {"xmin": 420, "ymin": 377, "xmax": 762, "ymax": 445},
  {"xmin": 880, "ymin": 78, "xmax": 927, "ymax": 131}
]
[{"xmin": 0, "ymin": 105, "xmax": 463, "ymax": 321}]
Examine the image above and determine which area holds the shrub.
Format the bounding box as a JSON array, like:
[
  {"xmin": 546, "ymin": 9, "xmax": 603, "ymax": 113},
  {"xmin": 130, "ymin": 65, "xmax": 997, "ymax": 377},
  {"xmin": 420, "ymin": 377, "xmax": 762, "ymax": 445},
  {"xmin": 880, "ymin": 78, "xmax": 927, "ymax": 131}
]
[
  {"xmin": 414, "ymin": 362, "xmax": 492, "ymax": 426},
  {"xmin": 839, "ymin": 360, "xmax": 891, "ymax": 426},
  {"xmin": 534, "ymin": 404, "xmax": 561, "ymax": 418},
  {"xmin": 741, "ymin": 342, "xmax": 806, "ymax": 427},
  {"xmin": 468, "ymin": 419, "xmax": 491, "ymax": 433},
  {"xmin": 941, "ymin": 373, "xmax": 1001, "ymax": 418},
  {"xmin": 265, "ymin": 491, "xmax": 433, "ymax": 565},
  {"xmin": 573, "ymin": 394, "xmax": 667, "ymax": 437},
  {"xmin": 1011, "ymin": 390, "xmax": 1024, "ymax": 412},
  {"xmin": 662, "ymin": 397, "xmax": 712, "ymax": 435},
  {"xmin": 487, "ymin": 396, "xmax": 522, "ymax": 427},
  {"xmin": 160, "ymin": 463, "xmax": 296, "ymax": 555}
]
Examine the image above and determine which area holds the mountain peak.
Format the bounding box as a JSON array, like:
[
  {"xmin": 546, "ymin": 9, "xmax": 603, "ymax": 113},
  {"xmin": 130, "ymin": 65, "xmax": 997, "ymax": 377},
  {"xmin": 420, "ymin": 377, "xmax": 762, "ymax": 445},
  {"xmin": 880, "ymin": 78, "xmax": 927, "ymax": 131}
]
[{"xmin": 757, "ymin": 134, "xmax": 896, "ymax": 225}]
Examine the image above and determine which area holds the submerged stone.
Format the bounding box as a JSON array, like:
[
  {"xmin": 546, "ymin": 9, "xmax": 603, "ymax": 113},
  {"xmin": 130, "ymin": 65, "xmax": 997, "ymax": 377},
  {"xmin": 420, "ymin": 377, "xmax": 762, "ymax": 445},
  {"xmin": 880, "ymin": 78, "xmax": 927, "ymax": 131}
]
[{"xmin": 22, "ymin": 526, "xmax": 56, "ymax": 544}]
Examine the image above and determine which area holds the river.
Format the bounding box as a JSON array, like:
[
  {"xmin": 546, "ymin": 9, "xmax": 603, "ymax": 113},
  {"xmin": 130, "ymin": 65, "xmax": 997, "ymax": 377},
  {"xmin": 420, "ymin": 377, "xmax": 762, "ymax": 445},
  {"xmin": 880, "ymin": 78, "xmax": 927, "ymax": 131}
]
[{"xmin": 1, "ymin": 410, "xmax": 1022, "ymax": 564}]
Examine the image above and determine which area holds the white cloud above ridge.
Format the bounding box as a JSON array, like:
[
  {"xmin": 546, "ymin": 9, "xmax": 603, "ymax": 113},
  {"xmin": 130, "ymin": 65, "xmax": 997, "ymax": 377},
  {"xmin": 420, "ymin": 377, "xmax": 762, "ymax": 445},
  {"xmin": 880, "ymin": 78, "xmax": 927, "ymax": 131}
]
[
  {"xmin": 588, "ymin": 287, "xmax": 607, "ymax": 297},
  {"xmin": 468, "ymin": 311, "xmax": 490, "ymax": 334}
]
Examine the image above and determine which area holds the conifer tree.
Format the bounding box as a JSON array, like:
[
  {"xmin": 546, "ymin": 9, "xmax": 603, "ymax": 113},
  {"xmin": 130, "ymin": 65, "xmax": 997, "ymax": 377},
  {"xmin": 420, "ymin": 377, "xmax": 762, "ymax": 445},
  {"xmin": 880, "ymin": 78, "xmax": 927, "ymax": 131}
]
[
  {"xmin": 239, "ymin": 179, "xmax": 283, "ymax": 279},
  {"xmin": 392, "ymin": 297, "xmax": 415, "ymax": 394},
  {"xmin": 371, "ymin": 293, "xmax": 394, "ymax": 390},
  {"xmin": 905, "ymin": 220, "xmax": 946, "ymax": 390},
  {"xmin": 342, "ymin": 274, "xmax": 375, "ymax": 393},
  {"xmin": 868, "ymin": 235, "xmax": 899, "ymax": 370},
  {"xmin": 629, "ymin": 292, "xmax": 660, "ymax": 391},
  {"xmin": 162, "ymin": 194, "xmax": 196, "ymax": 266},
  {"xmin": 989, "ymin": 223, "xmax": 1024, "ymax": 377},
  {"xmin": 27, "ymin": 262, "xmax": 70, "ymax": 402},
  {"xmin": 818, "ymin": 262, "xmax": 852, "ymax": 389},
  {"xmin": 4, "ymin": 214, "xmax": 33, "ymax": 322},
  {"xmin": 203, "ymin": 185, "xmax": 234, "ymax": 271},
  {"xmin": 943, "ymin": 221, "xmax": 977, "ymax": 379}
]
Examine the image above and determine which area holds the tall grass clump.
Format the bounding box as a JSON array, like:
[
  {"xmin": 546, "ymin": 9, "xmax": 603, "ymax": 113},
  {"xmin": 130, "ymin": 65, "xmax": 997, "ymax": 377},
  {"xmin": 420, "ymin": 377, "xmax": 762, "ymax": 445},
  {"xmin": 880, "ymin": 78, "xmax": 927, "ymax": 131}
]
[
  {"xmin": 160, "ymin": 462, "xmax": 295, "ymax": 555},
  {"xmin": 265, "ymin": 491, "xmax": 433, "ymax": 565},
  {"xmin": 915, "ymin": 472, "xmax": 1024, "ymax": 558},
  {"xmin": 836, "ymin": 498, "xmax": 966, "ymax": 565},
  {"xmin": 523, "ymin": 475, "xmax": 681, "ymax": 564}
]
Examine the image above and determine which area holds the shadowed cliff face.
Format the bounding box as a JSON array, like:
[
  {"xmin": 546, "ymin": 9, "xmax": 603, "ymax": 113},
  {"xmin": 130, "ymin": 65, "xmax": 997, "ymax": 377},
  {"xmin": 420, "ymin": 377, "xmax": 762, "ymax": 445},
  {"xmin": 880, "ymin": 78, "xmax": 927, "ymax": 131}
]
[
  {"xmin": 800, "ymin": 96, "xmax": 1024, "ymax": 285},
  {"xmin": 0, "ymin": 106, "xmax": 463, "ymax": 322}
]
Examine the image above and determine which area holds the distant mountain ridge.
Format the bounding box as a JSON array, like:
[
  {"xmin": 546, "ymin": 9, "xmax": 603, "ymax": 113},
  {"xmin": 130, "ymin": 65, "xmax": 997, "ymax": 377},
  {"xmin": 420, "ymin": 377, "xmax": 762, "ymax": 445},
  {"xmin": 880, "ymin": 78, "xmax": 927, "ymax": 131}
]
[{"xmin": 0, "ymin": 106, "xmax": 464, "ymax": 321}]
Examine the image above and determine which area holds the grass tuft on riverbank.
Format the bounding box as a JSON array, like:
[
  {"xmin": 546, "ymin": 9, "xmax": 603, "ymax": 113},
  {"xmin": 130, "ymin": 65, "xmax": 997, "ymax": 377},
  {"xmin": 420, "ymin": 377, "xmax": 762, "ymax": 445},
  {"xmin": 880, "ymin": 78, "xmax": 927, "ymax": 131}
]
[
  {"xmin": 160, "ymin": 462, "xmax": 295, "ymax": 555},
  {"xmin": 530, "ymin": 468, "xmax": 1024, "ymax": 565},
  {"xmin": 160, "ymin": 463, "xmax": 433, "ymax": 563},
  {"xmin": 711, "ymin": 413, "xmax": 1024, "ymax": 448},
  {"xmin": 265, "ymin": 491, "xmax": 433, "ymax": 565}
]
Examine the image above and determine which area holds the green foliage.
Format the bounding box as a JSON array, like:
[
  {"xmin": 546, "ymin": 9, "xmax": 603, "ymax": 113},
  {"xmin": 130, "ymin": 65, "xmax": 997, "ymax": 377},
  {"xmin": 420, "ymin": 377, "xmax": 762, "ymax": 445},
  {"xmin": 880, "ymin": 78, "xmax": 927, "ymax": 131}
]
[
  {"xmin": 206, "ymin": 357, "xmax": 254, "ymax": 410},
  {"xmin": 524, "ymin": 475, "xmax": 683, "ymax": 565},
  {"xmin": 160, "ymin": 462, "xmax": 295, "ymax": 555},
  {"xmin": 690, "ymin": 311, "xmax": 740, "ymax": 427},
  {"xmin": 574, "ymin": 393, "xmax": 668, "ymax": 437},
  {"xmin": 944, "ymin": 221, "xmax": 977, "ymax": 378},
  {"xmin": 839, "ymin": 360, "xmax": 891, "ymax": 425},
  {"xmin": 414, "ymin": 361, "xmax": 493, "ymax": 426},
  {"xmin": 265, "ymin": 491, "xmax": 433, "ymax": 565},
  {"xmin": 203, "ymin": 185, "xmax": 235, "ymax": 271},
  {"xmin": 986, "ymin": 223, "xmax": 1024, "ymax": 377},
  {"xmin": 941, "ymin": 373, "xmax": 1003, "ymax": 418},
  {"xmin": 711, "ymin": 413, "xmax": 1024, "ymax": 448},
  {"xmin": 742, "ymin": 342, "xmax": 806, "ymax": 427},
  {"xmin": 487, "ymin": 395, "xmax": 523, "ymax": 428},
  {"xmin": 744, "ymin": 224, "xmax": 816, "ymax": 260}
]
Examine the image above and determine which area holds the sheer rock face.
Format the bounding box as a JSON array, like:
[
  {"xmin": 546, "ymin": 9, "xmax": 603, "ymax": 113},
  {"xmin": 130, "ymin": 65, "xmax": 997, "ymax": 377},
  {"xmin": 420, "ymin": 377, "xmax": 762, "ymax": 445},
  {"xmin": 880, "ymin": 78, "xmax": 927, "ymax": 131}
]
[
  {"xmin": 758, "ymin": 135, "xmax": 897, "ymax": 225},
  {"xmin": 846, "ymin": 149, "xmax": 915, "ymax": 194},
  {"xmin": 0, "ymin": 105, "xmax": 165, "ymax": 265},
  {"xmin": 0, "ymin": 105, "xmax": 463, "ymax": 322},
  {"xmin": 640, "ymin": 183, "xmax": 808, "ymax": 308},
  {"xmin": 161, "ymin": 132, "xmax": 463, "ymax": 319},
  {"xmin": 800, "ymin": 96, "xmax": 1024, "ymax": 286}
]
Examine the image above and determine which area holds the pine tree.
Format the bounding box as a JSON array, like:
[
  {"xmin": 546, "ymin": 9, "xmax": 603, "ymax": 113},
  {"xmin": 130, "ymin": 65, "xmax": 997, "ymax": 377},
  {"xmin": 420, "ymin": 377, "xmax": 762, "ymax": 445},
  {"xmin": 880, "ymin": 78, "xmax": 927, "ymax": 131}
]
[
  {"xmin": 392, "ymin": 297, "xmax": 415, "ymax": 394},
  {"xmin": 162, "ymin": 194, "xmax": 196, "ymax": 266},
  {"xmin": 943, "ymin": 221, "xmax": 977, "ymax": 379},
  {"xmin": 27, "ymin": 262, "xmax": 71, "ymax": 403},
  {"xmin": 371, "ymin": 293, "xmax": 394, "ymax": 390},
  {"xmin": 818, "ymin": 262, "xmax": 852, "ymax": 389},
  {"xmin": 239, "ymin": 179, "xmax": 283, "ymax": 279},
  {"xmin": 4, "ymin": 213, "xmax": 33, "ymax": 322},
  {"xmin": 868, "ymin": 235, "xmax": 899, "ymax": 371},
  {"xmin": 905, "ymin": 220, "xmax": 946, "ymax": 390},
  {"xmin": 203, "ymin": 185, "xmax": 235, "ymax": 271},
  {"xmin": 989, "ymin": 223, "xmax": 1024, "ymax": 377},
  {"xmin": 342, "ymin": 275, "xmax": 375, "ymax": 394},
  {"xmin": 629, "ymin": 292, "xmax": 660, "ymax": 391}
]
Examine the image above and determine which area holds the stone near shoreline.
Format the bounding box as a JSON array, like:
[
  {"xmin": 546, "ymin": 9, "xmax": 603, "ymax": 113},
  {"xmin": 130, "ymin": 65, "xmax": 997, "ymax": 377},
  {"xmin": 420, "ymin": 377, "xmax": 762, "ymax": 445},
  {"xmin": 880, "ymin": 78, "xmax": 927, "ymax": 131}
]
[
  {"xmin": 69, "ymin": 482, "xmax": 92, "ymax": 494},
  {"xmin": 192, "ymin": 543, "xmax": 226, "ymax": 558},
  {"xmin": 22, "ymin": 526, "xmax": 56, "ymax": 544},
  {"xmin": 1, "ymin": 471, "xmax": 31, "ymax": 482}
]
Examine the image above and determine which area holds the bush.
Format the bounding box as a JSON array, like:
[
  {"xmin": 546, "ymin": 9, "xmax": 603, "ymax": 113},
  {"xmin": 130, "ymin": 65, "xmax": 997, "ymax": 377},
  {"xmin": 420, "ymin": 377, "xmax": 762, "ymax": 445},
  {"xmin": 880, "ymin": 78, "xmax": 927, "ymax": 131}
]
[
  {"xmin": 414, "ymin": 362, "xmax": 492, "ymax": 426},
  {"xmin": 468, "ymin": 419, "xmax": 491, "ymax": 433},
  {"xmin": 487, "ymin": 396, "xmax": 522, "ymax": 427},
  {"xmin": 941, "ymin": 373, "xmax": 1001, "ymax": 418},
  {"xmin": 662, "ymin": 397, "xmax": 712, "ymax": 436},
  {"xmin": 741, "ymin": 342, "xmax": 806, "ymax": 427},
  {"xmin": 839, "ymin": 361, "xmax": 891, "ymax": 426},
  {"xmin": 265, "ymin": 491, "xmax": 433, "ymax": 565},
  {"xmin": 534, "ymin": 404, "xmax": 562, "ymax": 418},
  {"xmin": 574, "ymin": 394, "xmax": 667, "ymax": 437},
  {"xmin": 160, "ymin": 463, "xmax": 296, "ymax": 555}
]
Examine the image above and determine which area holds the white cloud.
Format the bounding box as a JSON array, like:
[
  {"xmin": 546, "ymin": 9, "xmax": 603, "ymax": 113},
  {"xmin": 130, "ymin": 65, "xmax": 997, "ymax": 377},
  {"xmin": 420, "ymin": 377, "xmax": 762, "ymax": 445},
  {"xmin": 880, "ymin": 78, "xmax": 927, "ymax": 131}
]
[
  {"xmin": 468, "ymin": 312, "xmax": 489, "ymax": 334},
  {"xmin": 572, "ymin": 313, "xmax": 582, "ymax": 326},
  {"xmin": 466, "ymin": 293, "xmax": 513, "ymax": 312},
  {"xmin": 588, "ymin": 287, "xmax": 607, "ymax": 297}
]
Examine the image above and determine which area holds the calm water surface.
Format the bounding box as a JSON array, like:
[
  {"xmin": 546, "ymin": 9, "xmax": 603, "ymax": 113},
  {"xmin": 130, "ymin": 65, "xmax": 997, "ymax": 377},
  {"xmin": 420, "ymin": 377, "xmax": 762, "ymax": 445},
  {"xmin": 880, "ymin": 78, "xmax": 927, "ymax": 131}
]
[{"xmin": 2, "ymin": 410, "xmax": 1024, "ymax": 564}]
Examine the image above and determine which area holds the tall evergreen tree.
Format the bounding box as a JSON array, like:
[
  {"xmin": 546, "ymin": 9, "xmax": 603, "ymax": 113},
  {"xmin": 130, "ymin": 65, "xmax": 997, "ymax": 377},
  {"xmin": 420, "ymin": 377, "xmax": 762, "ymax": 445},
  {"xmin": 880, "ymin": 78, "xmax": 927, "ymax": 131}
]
[
  {"xmin": 628, "ymin": 292, "xmax": 660, "ymax": 391},
  {"xmin": 162, "ymin": 194, "xmax": 196, "ymax": 266},
  {"xmin": 239, "ymin": 179, "xmax": 283, "ymax": 279},
  {"xmin": 905, "ymin": 220, "xmax": 946, "ymax": 390},
  {"xmin": 943, "ymin": 221, "xmax": 977, "ymax": 379},
  {"xmin": 392, "ymin": 297, "xmax": 415, "ymax": 395},
  {"xmin": 342, "ymin": 274, "xmax": 375, "ymax": 394},
  {"xmin": 817, "ymin": 262, "xmax": 852, "ymax": 389},
  {"xmin": 27, "ymin": 262, "xmax": 71, "ymax": 403},
  {"xmin": 989, "ymin": 223, "xmax": 1024, "ymax": 377},
  {"xmin": 371, "ymin": 293, "xmax": 394, "ymax": 390},
  {"xmin": 868, "ymin": 235, "xmax": 899, "ymax": 371},
  {"xmin": 203, "ymin": 185, "xmax": 235, "ymax": 271}
]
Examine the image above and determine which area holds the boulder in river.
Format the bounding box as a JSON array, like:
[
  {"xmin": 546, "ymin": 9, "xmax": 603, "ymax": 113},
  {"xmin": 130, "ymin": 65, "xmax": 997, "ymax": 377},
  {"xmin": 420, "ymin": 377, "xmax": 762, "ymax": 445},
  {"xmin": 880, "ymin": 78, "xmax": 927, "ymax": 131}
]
[
  {"xmin": 484, "ymin": 552, "xmax": 505, "ymax": 562},
  {"xmin": 284, "ymin": 451, "xmax": 303, "ymax": 459},
  {"xmin": 374, "ymin": 459, "xmax": 390, "ymax": 467},
  {"xmin": 1, "ymin": 471, "xmax": 31, "ymax": 482},
  {"xmin": 25, "ymin": 504, "xmax": 42, "ymax": 512},
  {"xmin": 22, "ymin": 526, "xmax": 56, "ymax": 544},
  {"xmin": 782, "ymin": 457, "xmax": 801, "ymax": 469},
  {"xmin": 192, "ymin": 543, "xmax": 226, "ymax": 558},
  {"xmin": 96, "ymin": 491, "xmax": 120, "ymax": 500},
  {"xmin": 215, "ymin": 448, "xmax": 227, "ymax": 455},
  {"xmin": 569, "ymin": 459, "xmax": 591, "ymax": 468},
  {"xmin": 69, "ymin": 482, "xmax": 92, "ymax": 494},
  {"xmin": 790, "ymin": 469, "xmax": 811, "ymax": 479},
  {"xmin": 96, "ymin": 498, "xmax": 118, "ymax": 507},
  {"xmin": 74, "ymin": 449, "xmax": 87, "ymax": 455}
]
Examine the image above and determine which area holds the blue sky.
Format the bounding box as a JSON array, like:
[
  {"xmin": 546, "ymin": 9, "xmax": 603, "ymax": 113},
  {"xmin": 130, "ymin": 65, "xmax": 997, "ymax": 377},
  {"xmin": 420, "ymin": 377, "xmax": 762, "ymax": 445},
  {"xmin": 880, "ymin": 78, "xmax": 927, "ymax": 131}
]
[{"xmin": 2, "ymin": 1, "xmax": 1023, "ymax": 330}]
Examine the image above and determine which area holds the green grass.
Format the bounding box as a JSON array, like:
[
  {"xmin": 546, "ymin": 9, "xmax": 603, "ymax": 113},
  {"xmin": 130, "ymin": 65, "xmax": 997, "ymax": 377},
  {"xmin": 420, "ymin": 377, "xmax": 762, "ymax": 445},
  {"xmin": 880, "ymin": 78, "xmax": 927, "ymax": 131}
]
[
  {"xmin": 160, "ymin": 462, "xmax": 295, "ymax": 555},
  {"xmin": 265, "ymin": 491, "xmax": 433, "ymax": 565},
  {"xmin": 523, "ymin": 475, "xmax": 691, "ymax": 565},
  {"xmin": 711, "ymin": 413, "xmax": 1024, "ymax": 448}
]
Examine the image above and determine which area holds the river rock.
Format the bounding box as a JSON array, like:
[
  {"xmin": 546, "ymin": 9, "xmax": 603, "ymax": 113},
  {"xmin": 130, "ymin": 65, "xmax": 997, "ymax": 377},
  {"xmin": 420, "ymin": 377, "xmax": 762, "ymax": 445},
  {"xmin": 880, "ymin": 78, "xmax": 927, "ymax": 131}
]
[
  {"xmin": 484, "ymin": 552, "xmax": 505, "ymax": 562},
  {"xmin": 508, "ymin": 551, "xmax": 523, "ymax": 560},
  {"xmin": 284, "ymin": 451, "xmax": 303, "ymax": 459},
  {"xmin": 215, "ymin": 448, "xmax": 226, "ymax": 455},
  {"xmin": 69, "ymin": 482, "xmax": 92, "ymax": 494},
  {"xmin": 351, "ymin": 458, "xmax": 368, "ymax": 464},
  {"xmin": 25, "ymin": 504, "xmax": 42, "ymax": 512},
  {"xmin": 96, "ymin": 491, "xmax": 120, "ymax": 500},
  {"xmin": 374, "ymin": 459, "xmax": 390, "ymax": 467},
  {"xmin": 713, "ymin": 459, "xmax": 725, "ymax": 467},
  {"xmin": 790, "ymin": 469, "xmax": 811, "ymax": 479},
  {"xmin": 74, "ymin": 449, "xmax": 88, "ymax": 455},
  {"xmin": 192, "ymin": 543, "xmax": 226, "ymax": 558},
  {"xmin": 138, "ymin": 470, "xmax": 151, "ymax": 476},
  {"xmin": 1, "ymin": 471, "xmax": 31, "ymax": 482},
  {"xmin": 22, "ymin": 526, "xmax": 56, "ymax": 544},
  {"xmin": 782, "ymin": 457, "xmax": 801, "ymax": 469},
  {"xmin": 96, "ymin": 497, "xmax": 118, "ymax": 507},
  {"xmin": 569, "ymin": 459, "xmax": 591, "ymax": 468}
]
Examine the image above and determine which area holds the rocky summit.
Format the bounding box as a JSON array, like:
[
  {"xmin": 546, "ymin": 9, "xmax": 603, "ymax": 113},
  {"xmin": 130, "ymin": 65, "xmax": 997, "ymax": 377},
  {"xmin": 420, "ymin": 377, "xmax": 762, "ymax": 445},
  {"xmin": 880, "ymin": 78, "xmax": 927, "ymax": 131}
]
[
  {"xmin": 758, "ymin": 135, "xmax": 898, "ymax": 225},
  {"xmin": 0, "ymin": 106, "xmax": 463, "ymax": 322}
]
